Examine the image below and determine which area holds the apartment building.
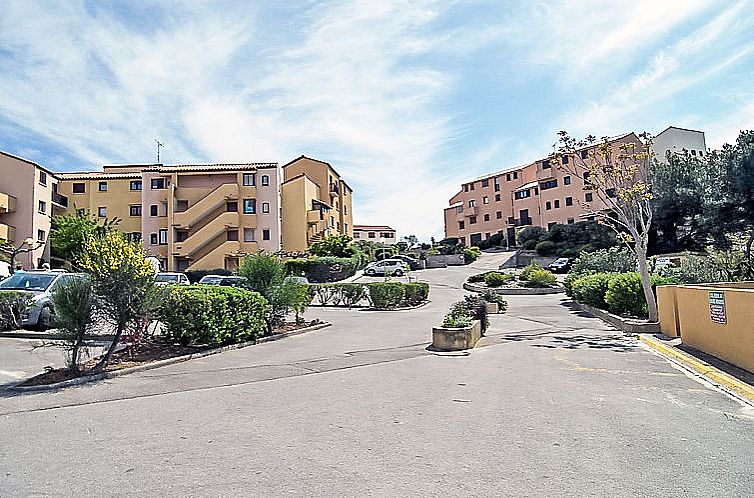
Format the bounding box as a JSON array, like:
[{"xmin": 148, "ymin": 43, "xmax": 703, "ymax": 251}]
[
  {"xmin": 0, "ymin": 151, "xmax": 68, "ymax": 269},
  {"xmin": 281, "ymin": 156, "xmax": 354, "ymax": 252},
  {"xmin": 58, "ymin": 162, "xmax": 281, "ymax": 271},
  {"xmin": 444, "ymin": 133, "xmax": 641, "ymax": 246},
  {"xmin": 652, "ymin": 126, "xmax": 707, "ymax": 163},
  {"xmin": 353, "ymin": 225, "xmax": 396, "ymax": 244}
]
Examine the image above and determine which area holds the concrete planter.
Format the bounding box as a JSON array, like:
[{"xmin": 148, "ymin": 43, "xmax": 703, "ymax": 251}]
[
  {"xmin": 432, "ymin": 320, "xmax": 482, "ymax": 351},
  {"xmin": 485, "ymin": 302, "xmax": 499, "ymax": 314},
  {"xmin": 463, "ymin": 282, "xmax": 564, "ymax": 295},
  {"xmin": 575, "ymin": 302, "xmax": 660, "ymax": 334}
]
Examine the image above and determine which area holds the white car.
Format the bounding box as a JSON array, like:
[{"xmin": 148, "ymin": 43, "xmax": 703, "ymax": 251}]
[
  {"xmin": 363, "ymin": 259, "xmax": 408, "ymax": 277},
  {"xmin": 0, "ymin": 271, "xmax": 87, "ymax": 329},
  {"xmin": 154, "ymin": 272, "xmax": 190, "ymax": 286}
]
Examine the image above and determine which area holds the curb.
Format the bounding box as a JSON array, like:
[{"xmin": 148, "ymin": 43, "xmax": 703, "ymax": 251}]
[
  {"xmin": 7, "ymin": 322, "xmax": 332, "ymax": 393},
  {"xmin": 574, "ymin": 302, "xmax": 660, "ymax": 334},
  {"xmin": 463, "ymin": 282, "xmax": 564, "ymax": 295},
  {"xmin": 358, "ymin": 300, "xmax": 431, "ymax": 312},
  {"xmin": 639, "ymin": 334, "xmax": 754, "ymax": 405},
  {"xmin": 0, "ymin": 331, "xmax": 115, "ymax": 341}
]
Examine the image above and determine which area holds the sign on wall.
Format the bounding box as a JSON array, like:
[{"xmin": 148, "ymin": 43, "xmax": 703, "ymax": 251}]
[{"xmin": 709, "ymin": 291, "xmax": 727, "ymax": 324}]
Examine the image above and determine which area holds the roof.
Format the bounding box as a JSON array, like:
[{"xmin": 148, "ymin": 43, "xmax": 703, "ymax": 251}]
[
  {"xmin": 515, "ymin": 181, "xmax": 538, "ymax": 191},
  {"xmin": 471, "ymin": 163, "xmax": 529, "ymax": 182},
  {"xmin": 655, "ymin": 125, "xmax": 705, "ymax": 137},
  {"xmin": 0, "ymin": 150, "xmax": 59, "ymax": 177},
  {"xmin": 282, "ymin": 155, "xmax": 353, "ymax": 191},
  {"xmin": 354, "ymin": 225, "xmax": 395, "ymax": 231}
]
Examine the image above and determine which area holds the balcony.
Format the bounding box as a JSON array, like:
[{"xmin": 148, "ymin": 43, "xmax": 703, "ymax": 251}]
[
  {"xmin": 173, "ymin": 211, "xmax": 239, "ymax": 257},
  {"xmin": 507, "ymin": 217, "xmax": 533, "ymax": 227},
  {"xmin": 329, "ymin": 183, "xmax": 340, "ymax": 196},
  {"xmin": 464, "ymin": 206, "xmax": 478, "ymax": 217},
  {"xmin": 0, "ymin": 223, "xmax": 16, "ymax": 243},
  {"xmin": 307, "ymin": 209, "xmax": 324, "ymax": 224},
  {"xmin": 52, "ymin": 192, "xmax": 69, "ymax": 209},
  {"xmin": 0, "ymin": 193, "xmax": 17, "ymax": 214},
  {"xmin": 173, "ymin": 183, "xmax": 239, "ymax": 229}
]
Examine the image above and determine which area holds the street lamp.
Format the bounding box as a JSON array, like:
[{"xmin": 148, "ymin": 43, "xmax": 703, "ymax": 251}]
[{"xmin": 9, "ymin": 237, "xmax": 42, "ymax": 271}]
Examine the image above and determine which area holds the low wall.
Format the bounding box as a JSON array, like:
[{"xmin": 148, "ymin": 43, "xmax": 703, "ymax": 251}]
[
  {"xmin": 668, "ymin": 284, "xmax": 754, "ymax": 373},
  {"xmin": 657, "ymin": 286, "xmax": 681, "ymax": 338},
  {"xmin": 425, "ymin": 254, "xmax": 465, "ymax": 268},
  {"xmin": 463, "ymin": 282, "xmax": 564, "ymax": 295},
  {"xmin": 576, "ymin": 302, "xmax": 660, "ymax": 334},
  {"xmin": 499, "ymin": 250, "xmax": 557, "ymax": 269}
]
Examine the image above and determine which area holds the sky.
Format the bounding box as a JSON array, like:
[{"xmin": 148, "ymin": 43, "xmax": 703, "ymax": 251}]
[{"xmin": 1, "ymin": 0, "xmax": 753, "ymax": 241}]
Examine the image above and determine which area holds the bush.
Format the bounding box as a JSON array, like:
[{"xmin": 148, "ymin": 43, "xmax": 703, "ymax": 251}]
[
  {"xmin": 563, "ymin": 271, "xmax": 584, "ymax": 297},
  {"xmin": 524, "ymin": 268, "xmax": 558, "ymax": 287},
  {"xmin": 518, "ymin": 226, "xmax": 547, "ymax": 247},
  {"xmin": 484, "ymin": 271, "xmax": 513, "ymax": 287},
  {"xmin": 463, "ymin": 246, "xmax": 481, "ymax": 264},
  {"xmin": 519, "ymin": 263, "xmax": 541, "ymax": 281},
  {"xmin": 481, "ymin": 290, "xmax": 508, "ymax": 311},
  {"xmin": 367, "ymin": 282, "xmax": 406, "ymax": 309},
  {"xmin": 463, "ymin": 295, "xmax": 489, "ymax": 332},
  {"xmin": 309, "ymin": 234, "xmax": 356, "ymax": 257},
  {"xmin": 535, "ymin": 240, "xmax": 556, "ymax": 256},
  {"xmin": 571, "ymin": 272, "xmax": 612, "ymax": 308},
  {"xmin": 51, "ymin": 277, "xmax": 96, "ymax": 372},
  {"xmin": 404, "ymin": 282, "xmax": 430, "ymax": 306},
  {"xmin": 159, "ymin": 285, "xmax": 267, "ymax": 346},
  {"xmin": 284, "ymin": 256, "xmax": 359, "ymax": 283},
  {"xmin": 571, "ymin": 247, "xmax": 637, "ymax": 274},
  {"xmin": 334, "ymin": 283, "xmax": 368, "ymax": 308},
  {"xmin": 185, "ymin": 268, "xmax": 232, "ymax": 284},
  {"xmin": 442, "ymin": 302, "xmax": 474, "ymax": 328},
  {"xmin": 661, "ymin": 254, "xmax": 725, "ymax": 284},
  {"xmin": 521, "ymin": 239, "xmax": 538, "ymax": 250},
  {"xmin": 467, "ymin": 272, "xmax": 490, "ymax": 283},
  {"xmin": 0, "ymin": 291, "xmax": 32, "ymax": 331},
  {"xmin": 605, "ymin": 272, "xmax": 647, "ymax": 317}
]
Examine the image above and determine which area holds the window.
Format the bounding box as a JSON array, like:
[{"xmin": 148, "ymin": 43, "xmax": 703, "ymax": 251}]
[
  {"xmin": 150, "ymin": 204, "xmax": 158, "ymax": 217},
  {"xmin": 344, "ymin": 206, "xmax": 348, "ymax": 215},
  {"xmin": 691, "ymin": 149, "xmax": 697, "ymax": 156},
  {"xmin": 483, "ymin": 214, "xmax": 490, "ymax": 222},
  {"xmin": 151, "ymin": 178, "xmax": 165, "ymax": 189},
  {"xmin": 130, "ymin": 205, "xmax": 142, "ymax": 216},
  {"xmin": 567, "ymin": 218, "xmax": 575, "ymax": 224},
  {"xmin": 494, "ymin": 177, "xmax": 500, "ymax": 192},
  {"xmin": 368, "ymin": 232, "xmax": 376, "ymax": 238},
  {"xmin": 496, "ymin": 211, "xmax": 502, "ymax": 219},
  {"xmin": 463, "ymin": 184, "xmax": 469, "ymax": 192},
  {"xmin": 561, "ymin": 155, "xmax": 569, "ymax": 165},
  {"xmin": 175, "ymin": 200, "xmax": 188, "ymax": 212},
  {"xmin": 158, "ymin": 229, "xmax": 168, "ymax": 245},
  {"xmin": 554, "ymin": 200, "xmax": 560, "ymax": 209},
  {"xmin": 130, "ymin": 180, "xmax": 142, "ymax": 191},
  {"xmin": 481, "ymin": 179, "xmax": 489, "ymax": 187},
  {"xmin": 458, "ymin": 221, "xmax": 465, "ymax": 230},
  {"xmin": 97, "ymin": 207, "xmax": 106, "ymax": 217},
  {"xmin": 469, "ymin": 216, "xmax": 477, "ymax": 224},
  {"xmin": 514, "ymin": 190, "xmax": 530, "ymax": 200},
  {"xmin": 485, "ymin": 232, "xmax": 491, "ymax": 239},
  {"xmin": 128, "ymin": 232, "xmax": 142, "ymax": 242},
  {"xmin": 585, "ymin": 192, "xmax": 593, "ymax": 202},
  {"xmin": 330, "ymin": 216, "xmax": 335, "ymax": 227},
  {"xmin": 545, "ymin": 201, "xmax": 551, "ymax": 210},
  {"xmin": 541, "ymin": 160, "xmax": 551, "ymax": 169},
  {"xmin": 39, "ymin": 171, "xmax": 47, "ymax": 186},
  {"xmin": 483, "ymin": 196, "xmax": 489, "ymax": 204},
  {"xmin": 72, "ymin": 183, "xmax": 85, "ymax": 193},
  {"xmin": 227, "ymin": 230, "xmax": 239, "ymax": 241},
  {"xmin": 262, "ymin": 229, "xmax": 270, "ymax": 241},
  {"xmin": 261, "ymin": 202, "xmax": 270, "ymax": 214},
  {"xmin": 37, "ymin": 229, "xmax": 46, "ymax": 242},
  {"xmin": 382, "ymin": 232, "xmax": 394, "ymax": 238},
  {"xmin": 469, "ymin": 200, "xmax": 476, "ymax": 207},
  {"xmin": 564, "ymin": 176, "xmax": 571, "ymax": 186},
  {"xmin": 513, "ymin": 172, "xmax": 518, "ymax": 179},
  {"xmin": 541, "ymin": 179, "xmax": 558, "ymax": 190},
  {"xmin": 244, "ymin": 228, "xmax": 256, "ymax": 242},
  {"xmin": 534, "ymin": 187, "xmax": 539, "ymax": 195},
  {"xmin": 565, "ymin": 196, "xmax": 573, "ymax": 206},
  {"xmin": 506, "ymin": 174, "xmax": 511, "ymax": 181},
  {"xmin": 243, "ymin": 173, "xmax": 256, "ymax": 186},
  {"xmin": 98, "ymin": 181, "xmax": 108, "ymax": 191},
  {"xmin": 38, "ymin": 200, "xmax": 46, "ymax": 214},
  {"xmin": 495, "ymin": 194, "xmax": 501, "ymax": 202},
  {"xmin": 354, "ymin": 232, "xmax": 361, "ymax": 239},
  {"xmin": 261, "ymin": 175, "xmax": 269, "ymax": 186},
  {"xmin": 548, "ymin": 222, "xmax": 556, "ymax": 230},
  {"xmin": 581, "ymin": 150, "xmax": 588, "ymax": 159},
  {"xmin": 344, "ymin": 223, "xmax": 348, "ymax": 233},
  {"xmin": 606, "ymin": 188, "xmax": 617, "ymax": 198},
  {"xmin": 175, "ymin": 230, "xmax": 188, "ymax": 242},
  {"xmin": 469, "ymin": 183, "xmax": 475, "ymax": 190},
  {"xmin": 150, "ymin": 233, "xmax": 158, "ymax": 245},
  {"xmin": 243, "ymin": 199, "xmax": 256, "ymax": 214}
]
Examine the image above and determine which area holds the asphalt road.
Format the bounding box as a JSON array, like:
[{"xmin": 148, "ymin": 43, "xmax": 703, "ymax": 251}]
[{"xmin": 1, "ymin": 251, "xmax": 752, "ymax": 497}]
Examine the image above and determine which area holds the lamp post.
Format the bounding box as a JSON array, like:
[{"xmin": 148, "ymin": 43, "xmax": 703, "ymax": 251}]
[{"xmin": 9, "ymin": 237, "xmax": 41, "ymax": 271}]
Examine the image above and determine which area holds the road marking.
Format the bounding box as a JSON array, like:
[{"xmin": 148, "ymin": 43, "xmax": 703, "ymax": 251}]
[{"xmin": 0, "ymin": 369, "xmax": 27, "ymax": 380}]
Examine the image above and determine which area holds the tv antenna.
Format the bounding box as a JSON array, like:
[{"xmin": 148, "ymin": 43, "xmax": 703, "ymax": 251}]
[{"xmin": 155, "ymin": 139, "xmax": 165, "ymax": 163}]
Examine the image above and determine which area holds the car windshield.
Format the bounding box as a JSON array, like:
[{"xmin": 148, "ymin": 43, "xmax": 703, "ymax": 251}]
[
  {"xmin": 0, "ymin": 273, "xmax": 56, "ymax": 291},
  {"xmin": 554, "ymin": 258, "xmax": 569, "ymax": 264},
  {"xmin": 199, "ymin": 276, "xmax": 223, "ymax": 284},
  {"xmin": 155, "ymin": 274, "xmax": 180, "ymax": 283}
]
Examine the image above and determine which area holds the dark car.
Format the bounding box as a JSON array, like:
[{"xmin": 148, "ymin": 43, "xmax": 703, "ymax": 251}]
[
  {"xmin": 547, "ymin": 257, "xmax": 572, "ymax": 273},
  {"xmin": 391, "ymin": 255, "xmax": 423, "ymax": 271}
]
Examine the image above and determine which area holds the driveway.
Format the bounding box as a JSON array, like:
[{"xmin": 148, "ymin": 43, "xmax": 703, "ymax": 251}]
[{"xmin": 1, "ymin": 251, "xmax": 752, "ymax": 497}]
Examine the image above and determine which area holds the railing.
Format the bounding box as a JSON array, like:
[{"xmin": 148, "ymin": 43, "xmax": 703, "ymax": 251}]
[
  {"xmin": 172, "ymin": 183, "xmax": 239, "ymax": 229},
  {"xmin": 0, "ymin": 223, "xmax": 16, "ymax": 243},
  {"xmin": 507, "ymin": 217, "xmax": 533, "ymax": 227},
  {"xmin": 329, "ymin": 183, "xmax": 340, "ymax": 195},
  {"xmin": 52, "ymin": 192, "xmax": 68, "ymax": 208},
  {"xmin": 173, "ymin": 211, "xmax": 239, "ymax": 256},
  {"xmin": 0, "ymin": 193, "xmax": 17, "ymax": 213},
  {"xmin": 464, "ymin": 206, "xmax": 478, "ymax": 217},
  {"xmin": 307, "ymin": 209, "xmax": 323, "ymax": 224}
]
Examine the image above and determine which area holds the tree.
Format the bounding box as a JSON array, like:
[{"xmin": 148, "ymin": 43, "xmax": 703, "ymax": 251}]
[
  {"xmin": 402, "ymin": 234, "xmax": 419, "ymax": 247},
  {"xmin": 50, "ymin": 277, "xmax": 96, "ymax": 373},
  {"xmin": 553, "ymin": 131, "xmax": 659, "ymax": 321},
  {"xmin": 51, "ymin": 209, "xmax": 118, "ymax": 265},
  {"xmin": 309, "ymin": 234, "xmax": 356, "ymax": 258},
  {"xmin": 79, "ymin": 230, "xmax": 159, "ymax": 370}
]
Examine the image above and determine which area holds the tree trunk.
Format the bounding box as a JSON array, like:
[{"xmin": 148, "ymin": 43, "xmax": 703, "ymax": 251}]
[
  {"xmin": 636, "ymin": 247, "xmax": 658, "ymax": 322},
  {"xmin": 91, "ymin": 320, "xmax": 125, "ymax": 372}
]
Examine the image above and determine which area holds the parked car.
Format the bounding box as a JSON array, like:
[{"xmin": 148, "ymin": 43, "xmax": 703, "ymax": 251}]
[
  {"xmin": 198, "ymin": 275, "xmax": 247, "ymax": 287},
  {"xmin": 363, "ymin": 259, "xmax": 408, "ymax": 277},
  {"xmin": 155, "ymin": 272, "xmax": 190, "ymax": 286},
  {"xmin": 0, "ymin": 261, "xmax": 10, "ymax": 280},
  {"xmin": 284, "ymin": 276, "xmax": 310, "ymax": 285},
  {"xmin": 0, "ymin": 270, "xmax": 86, "ymax": 329},
  {"xmin": 547, "ymin": 257, "xmax": 573, "ymax": 273},
  {"xmin": 392, "ymin": 254, "xmax": 423, "ymax": 271}
]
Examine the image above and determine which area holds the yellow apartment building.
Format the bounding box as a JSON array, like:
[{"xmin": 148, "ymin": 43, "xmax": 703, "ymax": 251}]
[{"xmin": 281, "ymin": 156, "xmax": 354, "ymax": 252}]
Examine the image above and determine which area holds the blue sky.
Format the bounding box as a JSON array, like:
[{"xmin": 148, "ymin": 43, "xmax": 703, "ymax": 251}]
[{"xmin": 1, "ymin": 0, "xmax": 753, "ymax": 240}]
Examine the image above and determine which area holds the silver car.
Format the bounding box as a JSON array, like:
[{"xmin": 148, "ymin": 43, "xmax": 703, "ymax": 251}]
[
  {"xmin": 0, "ymin": 271, "xmax": 86, "ymax": 329},
  {"xmin": 363, "ymin": 259, "xmax": 408, "ymax": 277}
]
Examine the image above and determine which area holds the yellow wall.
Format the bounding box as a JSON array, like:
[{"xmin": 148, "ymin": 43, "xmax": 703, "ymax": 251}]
[
  {"xmin": 657, "ymin": 286, "xmax": 680, "ymax": 338},
  {"xmin": 59, "ymin": 175, "xmax": 143, "ymax": 235},
  {"xmin": 281, "ymin": 175, "xmax": 320, "ymax": 252}
]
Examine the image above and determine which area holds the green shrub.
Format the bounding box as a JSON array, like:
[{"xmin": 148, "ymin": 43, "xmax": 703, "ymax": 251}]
[
  {"xmin": 159, "ymin": 285, "xmax": 267, "ymax": 346},
  {"xmin": 563, "ymin": 271, "xmax": 586, "ymax": 297},
  {"xmin": 524, "ymin": 268, "xmax": 558, "ymax": 287},
  {"xmin": 463, "ymin": 246, "xmax": 481, "ymax": 264},
  {"xmin": 467, "ymin": 272, "xmax": 490, "ymax": 283},
  {"xmin": 535, "ymin": 240, "xmax": 556, "ymax": 256},
  {"xmin": 284, "ymin": 256, "xmax": 360, "ymax": 283},
  {"xmin": 605, "ymin": 272, "xmax": 647, "ymax": 317},
  {"xmin": 335, "ymin": 283, "xmax": 368, "ymax": 308},
  {"xmin": 517, "ymin": 226, "xmax": 548, "ymax": 247},
  {"xmin": 463, "ymin": 295, "xmax": 489, "ymax": 332},
  {"xmin": 0, "ymin": 291, "xmax": 32, "ymax": 331},
  {"xmin": 442, "ymin": 302, "xmax": 474, "ymax": 328},
  {"xmin": 481, "ymin": 290, "xmax": 508, "ymax": 311},
  {"xmin": 571, "ymin": 272, "xmax": 612, "ymax": 308},
  {"xmin": 519, "ymin": 263, "xmax": 541, "ymax": 281},
  {"xmin": 571, "ymin": 247, "xmax": 637, "ymax": 274},
  {"xmin": 522, "ymin": 239, "xmax": 538, "ymax": 250},
  {"xmin": 661, "ymin": 254, "xmax": 724, "ymax": 284},
  {"xmin": 367, "ymin": 282, "xmax": 406, "ymax": 309},
  {"xmin": 484, "ymin": 271, "xmax": 513, "ymax": 287},
  {"xmin": 404, "ymin": 282, "xmax": 430, "ymax": 306}
]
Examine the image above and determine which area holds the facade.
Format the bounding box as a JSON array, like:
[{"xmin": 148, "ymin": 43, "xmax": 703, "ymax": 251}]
[
  {"xmin": 281, "ymin": 156, "xmax": 354, "ymax": 252},
  {"xmin": 0, "ymin": 151, "xmax": 68, "ymax": 269},
  {"xmin": 652, "ymin": 126, "xmax": 707, "ymax": 163},
  {"xmin": 444, "ymin": 133, "xmax": 641, "ymax": 246},
  {"xmin": 353, "ymin": 225, "xmax": 396, "ymax": 244},
  {"xmin": 58, "ymin": 163, "xmax": 281, "ymax": 271}
]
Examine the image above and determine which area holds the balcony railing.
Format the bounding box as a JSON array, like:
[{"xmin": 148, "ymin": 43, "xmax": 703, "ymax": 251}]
[
  {"xmin": 0, "ymin": 223, "xmax": 16, "ymax": 243},
  {"xmin": 329, "ymin": 183, "xmax": 340, "ymax": 196},
  {"xmin": 52, "ymin": 192, "xmax": 69, "ymax": 208},
  {"xmin": 0, "ymin": 193, "xmax": 17, "ymax": 213},
  {"xmin": 507, "ymin": 217, "xmax": 533, "ymax": 227},
  {"xmin": 464, "ymin": 206, "xmax": 478, "ymax": 217}
]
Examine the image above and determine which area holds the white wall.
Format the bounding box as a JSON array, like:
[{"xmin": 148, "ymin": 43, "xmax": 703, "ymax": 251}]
[{"xmin": 652, "ymin": 127, "xmax": 707, "ymax": 163}]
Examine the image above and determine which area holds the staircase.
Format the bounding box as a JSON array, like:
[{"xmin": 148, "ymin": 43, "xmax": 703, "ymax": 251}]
[
  {"xmin": 173, "ymin": 183, "xmax": 239, "ymax": 229},
  {"xmin": 174, "ymin": 211, "xmax": 238, "ymax": 258}
]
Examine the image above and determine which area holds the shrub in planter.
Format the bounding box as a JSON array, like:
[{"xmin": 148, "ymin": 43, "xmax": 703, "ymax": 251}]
[
  {"xmin": 367, "ymin": 282, "xmax": 406, "ymax": 309},
  {"xmin": 481, "ymin": 290, "xmax": 508, "ymax": 312},
  {"xmin": 535, "ymin": 240, "xmax": 556, "ymax": 256},
  {"xmin": 462, "ymin": 295, "xmax": 489, "ymax": 333},
  {"xmin": 604, "ymin": 272, "xmax": 646, "ymax": 318},
  {"xmin": 159, "ymin": 286, "xmax": 267, "ymax": 346},
  {"xmin": 519, "ymin": 263, "xmax": 541, "ymax": 281},
  {"xmin": 523, "ymin": 268, "xmax": 557, "ymax": 287},
  {"xmin": 467, "ymin": 272, "xmax": 490, "ymax": 283},
  {"xmin": 442, "ymin": 302, "xmax": 474, "ymax": 328},
  {"xmin": 483, "ymin": 271, "xmax": 513, "ymax": 287},
  {"xmin": 571, "ymin": 272, "xmax": 612, "ymax": 308},
  {"xmin": 463, "ymin": 246, "xmax": 481, "ymax": 264},
  {"xmin": 0, "ymin": 291, "xmax": 32, "ymax": 331},
  {"xmin": 404, "ymin": 282, "xmax": 430, "ymax": 306}
]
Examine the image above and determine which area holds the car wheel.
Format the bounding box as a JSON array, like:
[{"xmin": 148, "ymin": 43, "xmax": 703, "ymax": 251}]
[
  {"xmin": 366, "ymin": 269, "xmax": 376, "ymax": 276},
  {"xmin": 37, "ymin": 306, "xmax": 54, "ymax": 331},
  {"xmin": 394, "ymin": 269, "xmax": 404, "ymax": 276}
]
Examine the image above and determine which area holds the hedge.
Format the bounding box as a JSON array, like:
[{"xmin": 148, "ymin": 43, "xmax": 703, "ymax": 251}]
[
  {"xmin": 570, "ymin": 271, "xmax": 680, "ymax": 318},
  {"xmin": 159, "ymin": 285, "xmax": 267, "ymax": 346},
  {"xmin": 309, "ymin": 282, "xmax": 429, "ymax": 309},
  {"xmin": 484, "ymin": 271, "xmax": 513, "ymax": 287},
  {"xmin": 404, "ymin": 282, "xmax": 430, "ymax": 306},
  {"xmin": 571, "ymin": 272, "xmax": 612, "ymax": 308},
  {"xmin": 285, "ymin": 256, "xmax": 360, "ymax": 283},
  {"xmin": 0, "ymin": 291, "xmax": 32, "ymax": 331},
  {"xmin": 367, "ymin": 282, "xmax": 405, "ymax": 309}
]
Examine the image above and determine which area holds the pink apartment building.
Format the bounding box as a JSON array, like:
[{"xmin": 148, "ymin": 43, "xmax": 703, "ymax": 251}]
[{"xmin": 444, "ymin": 133, "xmax": 641, "ymax": 246}]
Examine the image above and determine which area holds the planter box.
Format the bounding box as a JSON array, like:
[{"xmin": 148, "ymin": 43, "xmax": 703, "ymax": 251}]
[
  {"xmin": 463, "ymin": 282, "xmax": 564, "ymax": 295},
  {"xmin": 485, "ymin": 302, "xmax": 499, "ymax": 314},
  {"xmin": 432, "ymin": 320, "xmax": 482, "ymax": 351},
  {"xmin": 575, "ymin": 302, "xmax": 660, "ymax": 334}
]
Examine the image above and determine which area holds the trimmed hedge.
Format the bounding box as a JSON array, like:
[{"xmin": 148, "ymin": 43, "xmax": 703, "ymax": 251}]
[
  {"xmin": 571, "ymin": 272, "xmax": 611, "ymax": 308},
  {"xmin": 0, "ymin": 291, "xmax": 32, "ymax": 331},
  {"xmin": 404, "ymin": 282, "xmax": 430, "ymax": 306},
  {"xmin": 367, "ymin": 282, "xmax": 406, "ymax": 309},
  {"xmin": 309, "ymin": 282, "xmax": 429, "ymax": 309},
  {"xmin": 285, "ymin": 256, "xmax": 360, "ymax": 283},
  {"xmin": 570, "ymin": 271, "xmax": 680, "ymax": 318},
  {"xmin": 159, "ymin": 285, "xmax": 267, "ymax": 346}
]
